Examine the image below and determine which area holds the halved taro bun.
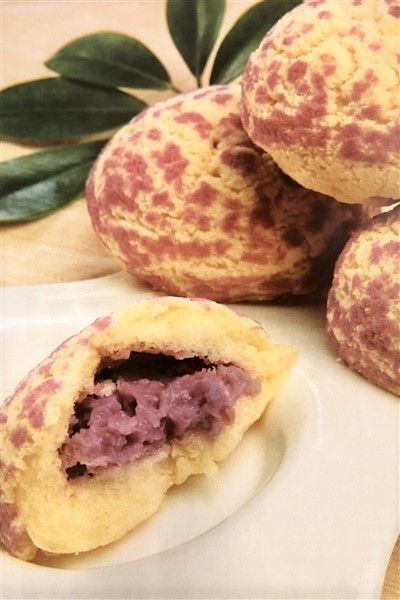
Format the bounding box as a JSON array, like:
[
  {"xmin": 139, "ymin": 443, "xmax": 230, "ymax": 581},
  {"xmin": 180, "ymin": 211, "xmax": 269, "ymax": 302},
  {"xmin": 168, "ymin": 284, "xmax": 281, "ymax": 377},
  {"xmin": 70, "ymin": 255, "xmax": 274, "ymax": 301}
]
[
  {"xmin": 327, "ymin": 206, "xmax": 400, "ymax": 395},
  {"xmin": 0, "ymin": 296, "xmax": 297, "ymax": 561}
]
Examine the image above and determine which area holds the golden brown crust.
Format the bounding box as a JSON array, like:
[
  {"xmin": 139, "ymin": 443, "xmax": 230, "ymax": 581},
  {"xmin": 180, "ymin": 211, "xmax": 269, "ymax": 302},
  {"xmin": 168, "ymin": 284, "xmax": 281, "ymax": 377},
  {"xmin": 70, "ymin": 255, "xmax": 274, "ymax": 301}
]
[
  {"xmin": 0, "ymin": 297, "xmax": 297, "ymax": 560},
  {"xmin": 327, "ymin": 206, "xmax": 400, "ymax": 395},
  {"xmin": 86, "ymin": 84, "xmax": 363, "ymax": 301},
  {"xmin": 241, "ymin": 0, "xmax": 400, "ymax": 204}
]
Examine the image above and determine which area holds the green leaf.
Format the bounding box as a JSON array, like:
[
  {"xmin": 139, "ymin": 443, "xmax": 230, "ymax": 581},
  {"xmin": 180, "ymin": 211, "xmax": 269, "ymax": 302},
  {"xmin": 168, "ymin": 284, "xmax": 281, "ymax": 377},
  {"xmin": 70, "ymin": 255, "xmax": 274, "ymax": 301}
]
[
  {"xmin": 46, "ymin": 32, "xmax": 173, "ymax": 91},
  {"xmin": 167, "ymin": 0, "xmax": 225, "ymax": 84},
  {"xmin": 0, "ymin": 140, "xmax": 106, "ymax": 222},
  {"xmin": 210, "ymin": 0, "xmax": 302, "ymax": 84},
  {"xmin": 0, "ymin": 78, "xmax": 146, "ymax": 142}
]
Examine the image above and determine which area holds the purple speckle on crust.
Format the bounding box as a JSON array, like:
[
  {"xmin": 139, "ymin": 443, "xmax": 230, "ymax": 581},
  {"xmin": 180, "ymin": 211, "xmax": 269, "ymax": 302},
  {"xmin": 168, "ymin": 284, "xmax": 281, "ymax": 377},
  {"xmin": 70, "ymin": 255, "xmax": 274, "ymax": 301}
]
[
  {"xmin": 122, "ymin": 153, "xmax": 153, "ymax": 196},
  {"xmin": 327, "ymin": 207, "xmax": 400, "ymax": 395},
  {"xmin": 266, "ymin": 73, "xmax": 280, "ymax": 93},
  {"xmin": 287, "ymin": 60, "xmax": 308, "ymax": 83},
  {"xmin": 19, "ymin": 379, "xmax": 60, "ymax": 428},
  {"xmin": 212, "ymin": 93, "xmax": 233, "ymax": 105},
  {"xmin": 102, "ymin": 172, "xmax": 137, "ymax": 215},
  {"xmin": 0, "ymin": 503, "xmax": 26, "ymax": 555},
  {"xmin": 153, "ymin": 142, "xmax": 189, "ymax": 187},
  {"xmin": 369, "ymin": 240, "xmax": 400, "ymax": 264},
  {"xmin": 242, "ymin": 61, "xmax": 261, "ymax": 93},
  {"xmin": 93, "ymin": 315, "xmax": 112, "ymax": 331},
  {"xmin": 246, "ymin": 110, "xmax": 329, "ymax": 150},
  {"xmin": 358, "ymin": 105, "xmax": 381, "ymax": 120},
  {"xmin": 0, "ymin": 460, "xmax": 17, "ymax": 483},
  {"xmin": 147, "ymin": 128, "xmax": 161, "ymax": 141},
  {"xmin": 221, "ymin": 211, "xmax": 239, "ymax": 233},
  {"xmin": 344, "ymin": 25, "xmax": 366, "ymax": 41},
  {"xmin": 9, "ymin": 427, "xmax": 29, "ymax": 449},
  {"xmin": 350, "ymin": 69, "xmax": 379, "ymax": 102},
  {"xmin": 214, "ymin": 239, "xmax": 231, "ymax": 255},
  {"xmin": 151, "ymin": 191, "xmax": 175, "ymax": 210},
  {"xmin": 218, "ymin": 111, "xmax": 243, "ymax": 134},
  {"xmin": 111, "ymin": 224, "xmax": 151, "ymax": 268},
  {"xmin": 255, "ymin": 86, "xmax": 270, "ymax": 102},
  {"xmin": 282, "ymin": 35, "xmax": 295, "ymax": 47},
  {"xmin": 368, "ymin": 41, "xmax": 383, "ymax": 51},
  {"xmin": 128, "ymin": 131, "xmax": 143, "ymax": 144},
  {"xmin": 174, "ymin": 112, "xmax": 213, "ymax": 138},
  {"xmin": 144, "ymin": 211, "xmax": 165, "ymax": 228},
  {"xmin": 302, "ymin": 22, "xmax": 314, "ymax": 33},
  {"xmin": 337, "ymin": 122, "xmax": 400, "ymax": 164},
  {"xmin": 183, "ymin": 208, "xmax": 210, "ymax": 230},
  {"xmin": 37, "ymin": 362, "xmax": 52, "ymax": 376},
  {"xmin": 185, "ymin": 181, "xmax": 217, "ymax": 207},
  {"xmin": 389, "ymin": 4, "xmax": 400, "ymax": 17}
]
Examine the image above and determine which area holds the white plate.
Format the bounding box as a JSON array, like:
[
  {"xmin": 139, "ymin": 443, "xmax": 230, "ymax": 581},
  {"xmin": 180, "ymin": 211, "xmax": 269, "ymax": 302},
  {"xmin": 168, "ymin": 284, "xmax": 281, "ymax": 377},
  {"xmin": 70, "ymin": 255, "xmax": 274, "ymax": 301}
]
[{"xmin": 1, "ymin": 273, "xmax": 398, "ymax": 599}]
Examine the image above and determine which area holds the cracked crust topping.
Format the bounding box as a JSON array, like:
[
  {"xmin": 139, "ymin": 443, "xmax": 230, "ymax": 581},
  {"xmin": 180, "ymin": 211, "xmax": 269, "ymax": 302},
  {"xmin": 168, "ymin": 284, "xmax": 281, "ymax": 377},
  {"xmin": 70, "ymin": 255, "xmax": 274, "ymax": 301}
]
[
  {"xmin": 327, "ymin": 205, "xmax": 400, "ymax": 395},
  {"xmin": 86, "ymin": 84, "xmax": 363, "ymax": 301},
  {"xmin": 241, "ymin": 0, "xmax": 400, "ymax": 203}
]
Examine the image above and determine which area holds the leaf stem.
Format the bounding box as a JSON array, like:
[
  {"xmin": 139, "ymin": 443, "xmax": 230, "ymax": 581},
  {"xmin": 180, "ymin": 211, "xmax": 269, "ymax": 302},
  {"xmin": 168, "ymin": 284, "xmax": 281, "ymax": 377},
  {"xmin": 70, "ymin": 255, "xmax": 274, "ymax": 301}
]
[{"xmin": 195, "ymin": 74, "xmax": 202, "ymax": 88}]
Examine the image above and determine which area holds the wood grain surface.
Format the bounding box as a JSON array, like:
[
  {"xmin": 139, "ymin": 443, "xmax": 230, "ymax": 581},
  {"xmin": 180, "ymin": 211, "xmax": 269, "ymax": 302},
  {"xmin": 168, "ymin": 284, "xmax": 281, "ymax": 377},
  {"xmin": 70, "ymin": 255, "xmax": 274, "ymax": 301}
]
[{"xmin": 1, "ymin": 2, "xmax": 398, "ymax": 597}]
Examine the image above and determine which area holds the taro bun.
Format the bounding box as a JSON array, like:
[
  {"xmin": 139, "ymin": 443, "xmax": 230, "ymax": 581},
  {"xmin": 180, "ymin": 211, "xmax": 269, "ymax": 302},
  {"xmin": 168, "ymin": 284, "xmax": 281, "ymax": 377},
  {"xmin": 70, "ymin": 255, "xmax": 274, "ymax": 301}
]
[
  {"xmin": 327, "ymin": 206, "xmax": 400, "ymax": 395},
  {"xmin": 241, "ymin": 0, "xmax": 400, "ymax": 204},
  {"xmin": 87, "ymin": 84, "xmax": 363, "ymax": 302},
  {"xmin": 0, "ymin": 297, "xmax": 297, "ymax": 560}
]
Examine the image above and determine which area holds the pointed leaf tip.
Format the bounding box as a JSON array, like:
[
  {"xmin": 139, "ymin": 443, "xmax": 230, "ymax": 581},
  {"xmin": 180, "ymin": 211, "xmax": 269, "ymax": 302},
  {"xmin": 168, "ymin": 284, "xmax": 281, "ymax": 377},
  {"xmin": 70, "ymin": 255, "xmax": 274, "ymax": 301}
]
[{"xmin": 211, "ymin": 0, "xmax": 302, "ymax": 85}]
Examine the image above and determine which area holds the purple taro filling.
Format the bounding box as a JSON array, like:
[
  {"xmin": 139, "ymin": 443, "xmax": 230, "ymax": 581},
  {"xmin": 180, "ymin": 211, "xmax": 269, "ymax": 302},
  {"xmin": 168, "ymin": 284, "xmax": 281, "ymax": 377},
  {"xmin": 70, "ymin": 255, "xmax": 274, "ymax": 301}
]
[{"xmin": 60, "ymin": 352, "xmax": 260, "ymax": 479}]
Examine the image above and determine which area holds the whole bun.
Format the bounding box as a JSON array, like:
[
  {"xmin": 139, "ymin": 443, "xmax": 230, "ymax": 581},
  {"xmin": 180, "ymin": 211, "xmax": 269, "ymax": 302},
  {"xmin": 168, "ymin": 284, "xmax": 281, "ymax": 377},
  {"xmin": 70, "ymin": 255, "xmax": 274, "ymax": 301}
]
[
  {"xmin": 87, "ymin": 84, "xmax": 363, "ymax": 301},
  {"xmin": 327, "ymin": 206, "xmax": 400, "ymax": 395},
  {"xmin": 241, "ymin": 0, "xmax": 400, "ymax": 204}
]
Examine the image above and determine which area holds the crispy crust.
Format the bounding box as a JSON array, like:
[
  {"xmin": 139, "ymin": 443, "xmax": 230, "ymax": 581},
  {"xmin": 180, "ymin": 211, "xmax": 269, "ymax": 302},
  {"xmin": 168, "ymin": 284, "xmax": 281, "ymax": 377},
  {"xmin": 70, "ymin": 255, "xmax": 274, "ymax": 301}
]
[
  {"xmin": 327, "ymin": 206, "xmax": 400, "ymax": 395},
  {"xmin": 241, "ymin": 0, "xmax": 400, "ymax": 203},
  {"xmin": 0, "ymin": 297, "xmax": 297, "ymax": 560},
  {"xmin": 86, "ymin": 84, "xmax": 363, "ymax": 301}
]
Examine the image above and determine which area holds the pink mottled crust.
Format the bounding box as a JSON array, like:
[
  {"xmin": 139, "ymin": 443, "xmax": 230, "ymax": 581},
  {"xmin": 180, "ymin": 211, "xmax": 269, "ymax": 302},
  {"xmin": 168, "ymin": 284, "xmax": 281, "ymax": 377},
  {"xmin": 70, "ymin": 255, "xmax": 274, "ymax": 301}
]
[
  {"xmin": 87, "ymin": 84, "xmax": 363, "ymax": 302},
  {"xmin": 241, "ymin": 0, "xmax": 400, "ymax": 204},
  {"xmin": 327, "ymin": 206, "xmax": 400, "ymax": 395}
]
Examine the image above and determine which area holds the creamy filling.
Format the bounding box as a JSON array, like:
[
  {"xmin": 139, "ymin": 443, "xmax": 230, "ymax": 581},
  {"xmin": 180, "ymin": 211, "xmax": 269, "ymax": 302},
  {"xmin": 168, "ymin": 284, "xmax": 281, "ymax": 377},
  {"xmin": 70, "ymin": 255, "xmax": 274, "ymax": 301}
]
[{"xmin": 60, "ymin": 352, "xmax": 260, "ymax": 479}]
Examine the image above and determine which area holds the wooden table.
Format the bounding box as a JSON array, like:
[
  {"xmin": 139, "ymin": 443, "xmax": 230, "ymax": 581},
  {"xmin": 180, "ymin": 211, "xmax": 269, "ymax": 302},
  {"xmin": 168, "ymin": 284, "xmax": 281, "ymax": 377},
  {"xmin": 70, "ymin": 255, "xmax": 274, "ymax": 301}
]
[{"xmin": 1, "ymin": 2, "xmax": 399, "ymax": 597}]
